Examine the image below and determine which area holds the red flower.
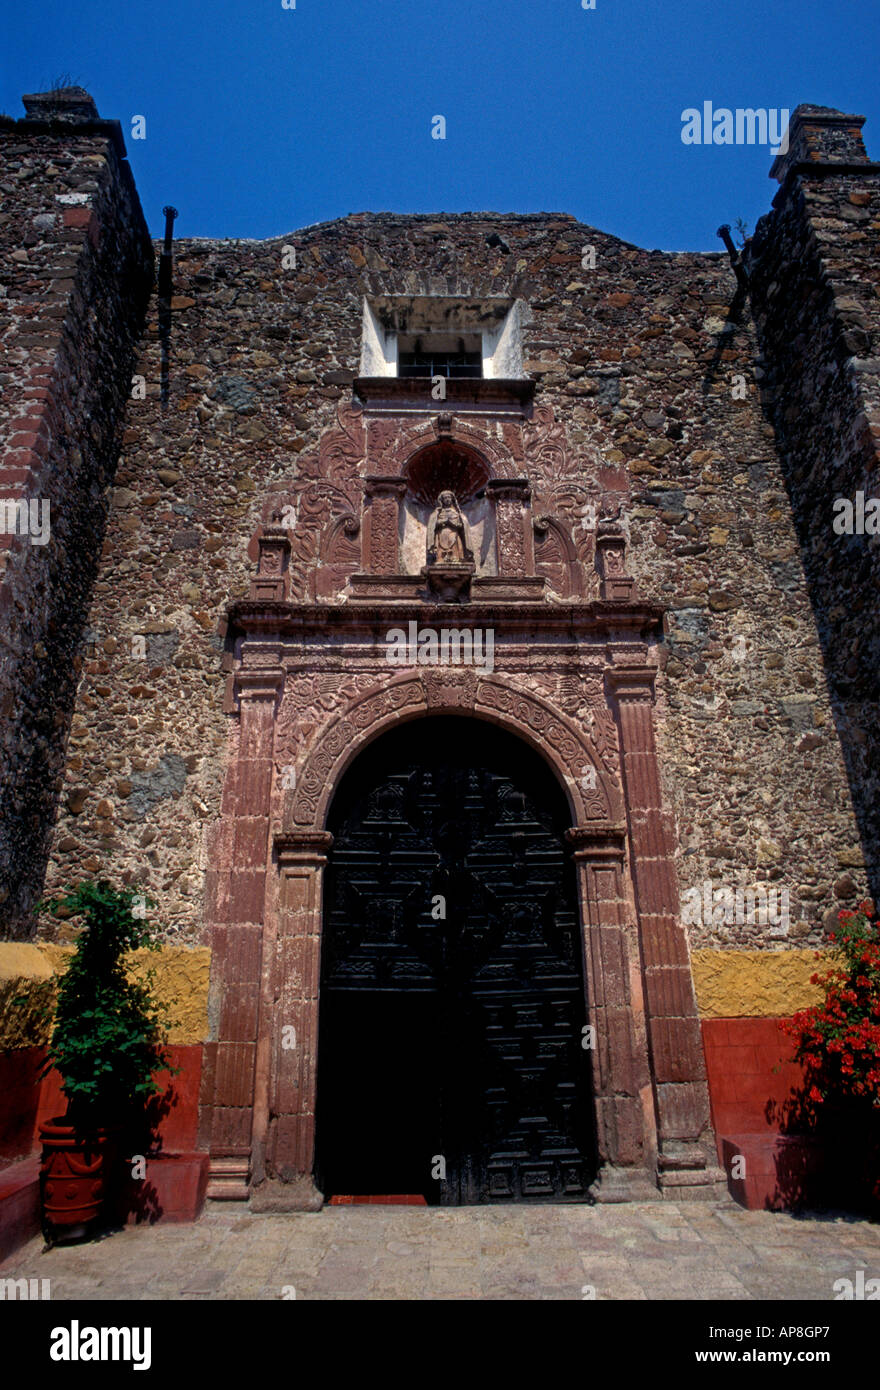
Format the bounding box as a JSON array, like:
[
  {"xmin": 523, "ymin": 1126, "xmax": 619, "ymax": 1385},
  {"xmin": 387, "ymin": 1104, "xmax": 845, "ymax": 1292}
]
[{"xmin": 786, "ymin": 911, "xmax": 880, "ymax": 1109}]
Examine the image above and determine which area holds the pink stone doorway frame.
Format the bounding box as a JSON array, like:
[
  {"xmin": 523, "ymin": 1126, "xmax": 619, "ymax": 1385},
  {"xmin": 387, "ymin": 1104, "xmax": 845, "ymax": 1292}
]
[{"xmin": 200, "ymin": 659, "xmax": 723, "ymax": 1209}]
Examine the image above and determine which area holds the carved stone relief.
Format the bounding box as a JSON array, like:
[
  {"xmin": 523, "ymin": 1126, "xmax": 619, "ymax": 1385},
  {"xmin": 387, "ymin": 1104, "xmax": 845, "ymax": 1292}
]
[
  {"xmin": 273, "ymin": 671, "xmax": 379, "ymax": 773},
  {"xmin": 252, "ymin": 396, "xmax": 626, "ymax": 601},
  {"xmin": 280, "ymin": 670, "xmax": 622, "ymax": 830}
]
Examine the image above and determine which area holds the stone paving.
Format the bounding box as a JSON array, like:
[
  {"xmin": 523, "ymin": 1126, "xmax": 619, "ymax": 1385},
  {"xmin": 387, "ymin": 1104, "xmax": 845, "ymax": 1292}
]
[{"xmin": 3, "ymin": 1200, "xmax": 880, "ymax": 1300}]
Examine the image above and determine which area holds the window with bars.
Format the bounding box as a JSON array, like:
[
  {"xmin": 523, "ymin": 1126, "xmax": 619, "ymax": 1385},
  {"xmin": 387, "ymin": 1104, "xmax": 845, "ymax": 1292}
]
[{"xmin": 397, "ymin": 336, "xmax": 483, "ymax": 379}]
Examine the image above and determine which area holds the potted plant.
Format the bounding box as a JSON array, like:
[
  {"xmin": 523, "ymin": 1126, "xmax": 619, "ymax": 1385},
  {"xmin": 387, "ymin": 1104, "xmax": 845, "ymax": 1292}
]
[
  {"xmin": 38, "ymin": 880, "xmax": 174, "ymax": 1242},
  {"xmin": 781, "ymin": 901, "xmax": 880, "ymax": 1215}
]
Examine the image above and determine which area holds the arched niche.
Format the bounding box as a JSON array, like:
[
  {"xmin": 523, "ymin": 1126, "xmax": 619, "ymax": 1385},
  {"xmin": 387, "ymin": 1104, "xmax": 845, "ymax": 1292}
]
[{"xmin": 399, "ymin": 440, "xmax": 496, "ymax": 577}]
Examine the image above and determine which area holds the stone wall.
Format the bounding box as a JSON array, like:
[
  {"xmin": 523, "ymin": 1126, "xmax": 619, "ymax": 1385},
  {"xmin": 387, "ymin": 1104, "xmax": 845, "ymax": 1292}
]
[
  {"xmin": 746, "ymin": 105, "xmax": 880, "ymax": 910},
  {"xmin": 0, "ymin": 942, "xmax": 210, "ymax": 1052},
  {"xmin": 0, "ymin": 89, "xmax": 153, "ymax": 937},
  {"xmin": 0, "ymin": 89, "xmax": 865, "ymax": 953}
]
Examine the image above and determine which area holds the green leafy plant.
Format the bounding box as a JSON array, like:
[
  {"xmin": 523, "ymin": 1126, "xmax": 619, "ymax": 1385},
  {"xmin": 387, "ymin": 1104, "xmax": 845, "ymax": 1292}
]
[{"xmin": 40, "ymin": 881, "xmax": 176, "ymax": 1132}]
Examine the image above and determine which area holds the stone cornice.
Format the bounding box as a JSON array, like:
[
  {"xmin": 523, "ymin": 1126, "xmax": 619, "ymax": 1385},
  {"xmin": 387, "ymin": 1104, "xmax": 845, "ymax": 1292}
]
[
  {"xmin": 565, "ymin": 825, "xmax": 628, "ymax": 859},
  {"xmin": 233, "ymin": 668, "xmax": 285, "ymax": 699},
  {"xmin": 606, "ymin": 665, "xmax": 657, "ymax": 702},
  {"xmin": 274, "ymin": 830, "xmax": 334, "ymax": 867},
  {"xmin": 363, "ymin": 475, "xmax": 409, "ymax": 497},
  {"xmin": 353, "ymin": 376, "xmax": 535, "ymax": 411},
  {"xmin": 226, "ymin": 598, "xmax": 665, "ymax": 640},
  {"xmin": 485, "ymin": 478, "xmax": 532, "ymax": 500}
]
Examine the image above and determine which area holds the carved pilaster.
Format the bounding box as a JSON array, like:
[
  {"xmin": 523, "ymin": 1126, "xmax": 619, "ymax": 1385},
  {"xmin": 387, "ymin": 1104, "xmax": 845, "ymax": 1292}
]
[
  {"xmin": 251, "ymin": 521, "xmax": 291, "ymax": 601},
  {"xmin": 565, "ymin": 824, "xmax": 658, "ymax": 1198},
  {"xmin": 595, "ymin": 519, "xmax": 636, "ymax": 601},
  {"xmin": 204, "ymin": 667, "xmax": 283, "ymax": 1201},
  {"xmin": 362, "ymin": 476, "xmax": 406, "ymax": 574},
  {"xmin": 486, "ymin": 477, "xmax": 535, "ymax": 577},
  {"xmin": 250, "ymin": 829, "xmax": 334, "ymax": 1210},
  {"xmin": 607, "ymin": 668, "xmax": 726, "ymax": 1196}
]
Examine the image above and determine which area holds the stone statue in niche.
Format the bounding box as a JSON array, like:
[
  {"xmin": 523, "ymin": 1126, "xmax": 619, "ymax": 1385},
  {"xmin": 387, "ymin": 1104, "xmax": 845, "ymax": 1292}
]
[{"xmin": 426, "ymin": 490, "xmax": 474, "ymax": 566}]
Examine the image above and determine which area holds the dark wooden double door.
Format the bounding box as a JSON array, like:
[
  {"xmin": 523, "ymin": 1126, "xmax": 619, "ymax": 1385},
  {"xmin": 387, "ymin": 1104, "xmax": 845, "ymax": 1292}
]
[{"xmin": 315, "ymin": 717, "xmax": 596, "ymax": 1204}]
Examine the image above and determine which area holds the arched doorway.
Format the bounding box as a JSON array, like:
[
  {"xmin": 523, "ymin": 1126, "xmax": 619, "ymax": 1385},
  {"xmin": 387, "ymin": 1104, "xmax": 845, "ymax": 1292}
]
[{"xmin": 315, "ymin": 715, "xmax": 598, "ymax": 1204}]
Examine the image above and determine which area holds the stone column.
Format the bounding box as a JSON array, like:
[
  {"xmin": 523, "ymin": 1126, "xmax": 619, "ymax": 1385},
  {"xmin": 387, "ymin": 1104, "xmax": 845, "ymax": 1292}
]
[
  {"xmin": 486, "ymin": 478, "xmax": 535, "ymax": 575},
  {"xmin": 249, "ymin": 829, "xmax": 332, "ymax": 1211},
  {"xmin": 607, "ymin": 666, "xmax": 725, "ymax": 1196},
  {"xmin": 362, "ymin": 477, "xmax": 406, "ymax": 573},
  {"xmin": 567, "ymin": 825, "xmax": 658, "ymax": 1201},
  {"xmin": 201, "ymin": 668, "xmax": 280, "ymax": 1200}
]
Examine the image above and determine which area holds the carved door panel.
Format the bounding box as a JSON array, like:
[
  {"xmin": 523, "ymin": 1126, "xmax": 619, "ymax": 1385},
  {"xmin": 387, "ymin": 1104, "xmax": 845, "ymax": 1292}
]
[{"xmin": 315, "ymin": 718, "xmax": 596, "ymax": 1204}]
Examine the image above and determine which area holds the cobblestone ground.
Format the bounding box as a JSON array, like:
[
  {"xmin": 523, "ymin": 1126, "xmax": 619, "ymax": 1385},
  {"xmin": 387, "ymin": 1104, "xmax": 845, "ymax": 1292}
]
[{"xmin": 3, "ymin": 1201, "xmax": 879, "ymax": 1300}]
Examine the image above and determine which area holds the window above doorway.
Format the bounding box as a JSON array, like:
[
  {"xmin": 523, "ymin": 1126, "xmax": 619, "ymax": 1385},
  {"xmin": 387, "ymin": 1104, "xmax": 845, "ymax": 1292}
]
[
  {"xmin": 360, "ymin": 295, "xmax": 526, "ymax": 380},
  {"xmin": 397, "ymin": 334, "xmax": 483, "ymax": 380}
]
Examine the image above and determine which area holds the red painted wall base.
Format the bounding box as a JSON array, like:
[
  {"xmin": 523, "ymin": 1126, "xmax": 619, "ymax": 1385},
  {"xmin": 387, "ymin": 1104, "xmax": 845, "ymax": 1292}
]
[
  {"xmin": 0, "ymin": 1155, "xmax": 41, "ymax": 1262},
  {"xmin": 1, "ymin": 1021, "xmax": 871, "ymax": 1250},
  {"xmin": 0, "ymin": 1043, "xmax": 209, "ymax": 1261},
  {"xmin": 702, "ymin": 1018, "xmax": 877, "ymax": 1214},
  {"xmin": 720, "ymin": 1133, "xmax": 826, "ymax": 1212}
]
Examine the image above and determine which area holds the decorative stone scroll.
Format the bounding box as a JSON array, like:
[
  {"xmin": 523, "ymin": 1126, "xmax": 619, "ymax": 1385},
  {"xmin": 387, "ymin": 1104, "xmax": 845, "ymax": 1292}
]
[
  {"xmin": 422, "ymin": 668, "xmax": 478, "ymax": 709},
  {"xmin": 290, "ymin": 678, "xmax": 425, "ymax": 825},
  {"xmin": 258, "ymin": 402, "xmax": 366, "ymax": 600},
  {"xmin": 475, "ymin": 678, "xmax": 614, "ymax": 822},
  {"xmin": 286, "ymin": 672, "xmax": 617, "ymax": 830}
]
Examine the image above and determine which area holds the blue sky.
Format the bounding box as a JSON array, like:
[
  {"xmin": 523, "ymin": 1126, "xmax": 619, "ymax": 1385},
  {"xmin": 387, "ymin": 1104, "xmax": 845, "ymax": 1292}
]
[{"xmin": 2, "ymin": 0, "xmax": 878, "ymax": 250}]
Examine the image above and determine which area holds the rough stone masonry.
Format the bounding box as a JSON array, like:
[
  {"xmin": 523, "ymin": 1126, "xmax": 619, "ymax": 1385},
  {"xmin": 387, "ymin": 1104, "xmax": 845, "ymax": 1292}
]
[
  {"xmin": 0, "ymin": 87, "xmax": 878, "ymax": 1212},
  {"xmin": 0, "ymin": 94, "xmax": 874, "ymax": 952}
]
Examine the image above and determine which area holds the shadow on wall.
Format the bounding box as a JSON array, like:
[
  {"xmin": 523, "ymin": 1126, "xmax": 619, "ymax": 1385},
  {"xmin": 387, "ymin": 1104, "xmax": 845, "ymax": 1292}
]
[
  {"xmin": 743, "ymin": 110, "xmax": 880, "ymax": 911},
  {"xmin": 104, "ymin": 1085, "xmax": 175, "ymax": 1227},
  {"xmin": 702, "ymin": 1016, "xmax": 879, "ymax": 1216},
  {"xmin": 765, "ymin": 1087, "xmax": 880, "ymax": 1218}
]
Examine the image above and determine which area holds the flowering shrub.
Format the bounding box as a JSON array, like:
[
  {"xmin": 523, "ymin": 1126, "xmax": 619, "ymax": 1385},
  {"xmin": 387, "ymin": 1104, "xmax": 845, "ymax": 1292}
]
[{"xmin": 782, "ymin": 903, "xmax": 880, "ymax": 1111}]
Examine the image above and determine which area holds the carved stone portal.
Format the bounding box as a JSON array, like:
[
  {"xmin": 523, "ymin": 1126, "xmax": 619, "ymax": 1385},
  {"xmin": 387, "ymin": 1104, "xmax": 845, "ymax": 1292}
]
[{"xmin": 204, "ymin": 387, "xmax": 724, "ymax": 1209}]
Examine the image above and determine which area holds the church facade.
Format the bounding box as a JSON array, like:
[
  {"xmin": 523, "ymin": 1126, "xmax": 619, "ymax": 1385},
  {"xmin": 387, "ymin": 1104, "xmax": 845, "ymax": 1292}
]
[{"xmin": 1, "ymin": 90, "xmax": 879, "ymax": 1218}]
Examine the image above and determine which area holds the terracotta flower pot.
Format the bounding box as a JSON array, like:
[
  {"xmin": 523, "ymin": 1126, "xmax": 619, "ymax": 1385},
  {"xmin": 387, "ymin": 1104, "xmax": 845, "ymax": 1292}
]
[{"xmin": 39, "ymin": 1118, "xmax": 112, "ymax": 1239}]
